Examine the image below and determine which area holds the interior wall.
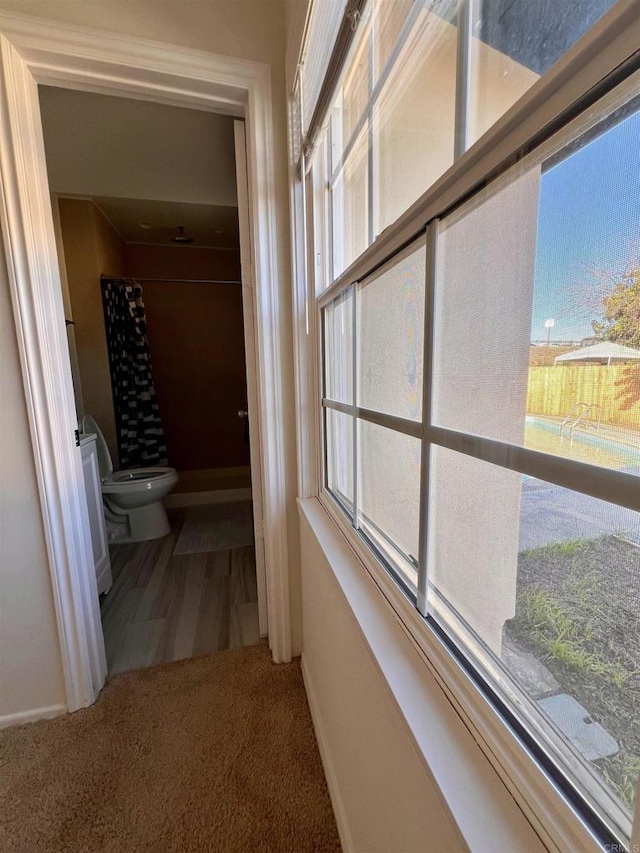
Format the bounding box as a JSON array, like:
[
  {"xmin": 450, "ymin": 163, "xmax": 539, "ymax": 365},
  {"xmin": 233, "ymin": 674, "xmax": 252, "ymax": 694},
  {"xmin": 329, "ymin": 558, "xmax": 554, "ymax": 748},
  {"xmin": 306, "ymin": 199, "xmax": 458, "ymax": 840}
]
[
  {"xmin": 0, "ymin": 234, "xmax": 66, "ymax": 723},
  {"xmin": 299, "ymin": 511, "xmax": 463, "ymax": 852},
  {"xmin": 0, "ymin": 0, "xmax": 303, "ymax": 689},
  {"xmin": 39, "ymin": 87, "xmax": 238, "ymax": 207},
  {"xmin": 125, "ymin": 243, "xmax": 249, "ymax": 472},
  {"xmin": 58, "ymin": 198, "xmax": 126, "ymax": 467}
]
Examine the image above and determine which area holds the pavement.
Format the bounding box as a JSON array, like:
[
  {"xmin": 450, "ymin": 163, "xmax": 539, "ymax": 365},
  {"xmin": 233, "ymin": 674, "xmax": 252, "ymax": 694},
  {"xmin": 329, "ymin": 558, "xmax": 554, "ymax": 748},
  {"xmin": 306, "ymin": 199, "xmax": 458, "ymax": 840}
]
[{"xmin": 518, "ymin": 474, "xmax": 640, "ymax": 551}]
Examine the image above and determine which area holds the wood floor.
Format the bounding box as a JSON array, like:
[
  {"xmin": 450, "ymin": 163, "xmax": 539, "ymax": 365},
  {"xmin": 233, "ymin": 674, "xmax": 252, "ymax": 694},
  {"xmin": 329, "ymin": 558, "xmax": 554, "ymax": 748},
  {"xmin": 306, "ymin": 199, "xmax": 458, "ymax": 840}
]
[{"xmin": 100, "ymin": 508, "xmax": 260, "ymax": 674}]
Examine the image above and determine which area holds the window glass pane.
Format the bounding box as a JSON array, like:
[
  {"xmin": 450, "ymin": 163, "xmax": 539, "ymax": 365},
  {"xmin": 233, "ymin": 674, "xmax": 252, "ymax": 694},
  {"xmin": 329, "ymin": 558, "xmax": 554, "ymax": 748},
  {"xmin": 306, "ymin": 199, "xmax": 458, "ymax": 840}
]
[
  {"xmin": 330, "ymin": 19, "xmax": 372, "ymax": 172},
  {"xmin": 358, "ymin": 239, "xmax": 426, "ymax": 421},
  {"xmin": 428, "ymin": 445, "xmax": 639, "ymax": 831},
  {"xmin": 323, "ymin": 288, "xmax": 354, "ymax": 403},
  {"xmin": 469, "ymin": 0, "xmax": 619, "ymax": 146},
  {"xmin": 359, "ymin": 420, "xmax": 420, "ymax": 591},
  {"xmin": 331, "ymin": 127, "xmax": 370, "ymax": 277},
  {"xmin": 434, "ymin": 97, "xmax": 640, "ymax": 476},
  {"xmin": 372, "ymin": 0, "xmax": 413, "ymax": 78},
  {"xmin": 374, "ymin": 0, "xmax": 457, "ymax": 234},
  {"xmin": 326, "ymin": 408, "xmax": 354, "ymax": 514}
]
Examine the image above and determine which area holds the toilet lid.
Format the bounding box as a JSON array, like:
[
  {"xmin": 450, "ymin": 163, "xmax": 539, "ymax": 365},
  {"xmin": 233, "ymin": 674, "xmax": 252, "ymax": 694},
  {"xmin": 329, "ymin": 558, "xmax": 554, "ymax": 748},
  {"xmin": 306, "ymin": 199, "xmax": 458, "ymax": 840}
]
[{"xmin": 81, "ymin": 414, "xmax": 113, "ymax": 479}]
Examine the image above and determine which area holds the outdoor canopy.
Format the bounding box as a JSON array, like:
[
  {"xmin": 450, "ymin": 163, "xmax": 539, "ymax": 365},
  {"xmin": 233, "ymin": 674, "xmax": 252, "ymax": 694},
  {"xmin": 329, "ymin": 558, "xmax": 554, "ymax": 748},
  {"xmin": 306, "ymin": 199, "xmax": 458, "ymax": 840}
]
[{"xmin": 554, "ymin": 341, "xmax": 640, "ymax": 366}]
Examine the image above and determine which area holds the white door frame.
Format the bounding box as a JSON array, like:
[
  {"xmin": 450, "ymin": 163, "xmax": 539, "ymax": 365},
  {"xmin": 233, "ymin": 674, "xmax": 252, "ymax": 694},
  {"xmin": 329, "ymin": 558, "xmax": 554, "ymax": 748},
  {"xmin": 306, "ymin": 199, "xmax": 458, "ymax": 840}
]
[
  {"xmin": 234, "ymin": 120, "xmax": 268, "ymax": 637},
  {"xmin": 0, "ymin": 11, "xmax": 292, "ymax": 712}
]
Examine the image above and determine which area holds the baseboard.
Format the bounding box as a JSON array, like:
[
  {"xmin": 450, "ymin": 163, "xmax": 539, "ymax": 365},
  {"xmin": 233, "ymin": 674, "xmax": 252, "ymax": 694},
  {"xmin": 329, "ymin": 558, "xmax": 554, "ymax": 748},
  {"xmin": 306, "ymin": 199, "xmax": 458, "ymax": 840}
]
[
  {"xmin": 301, "ymin": 655, "xmax": 354, "ymax": 853},
  {"xmin": 0, "ymin": 702, "xmax": 66, "ymax": 730},
  {"xmin": 165, "ymin": 487, "xmax": 252, "ymax": 508}
]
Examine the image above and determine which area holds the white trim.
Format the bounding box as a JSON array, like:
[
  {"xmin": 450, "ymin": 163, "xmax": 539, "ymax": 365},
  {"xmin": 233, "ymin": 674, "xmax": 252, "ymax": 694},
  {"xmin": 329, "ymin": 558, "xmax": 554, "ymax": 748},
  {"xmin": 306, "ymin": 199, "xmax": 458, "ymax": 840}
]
[
  {"xmin": 234, "ymin": 118, "xmax": 269, "ymax": 638},
  {"xmin": 290, "ymin": 143, "xmax": 318, "ymax": 499},
  {"xmin": 0, "ymin": 703, "xmax": 67, "ymax": 730},
  {"xmin": 0, "ymin": 10, "xmax": 292, "ymax": 713},
  {"xmin": 165, "ymin": 488, "xmax": 253, "ymax": 508},
  {"xmin": 0, "ymin": 33, "xmax": 106, "ymax": 711},
  {"xmin": 300, "ymin": 655, "xmax": 356, "ymax": 853}
]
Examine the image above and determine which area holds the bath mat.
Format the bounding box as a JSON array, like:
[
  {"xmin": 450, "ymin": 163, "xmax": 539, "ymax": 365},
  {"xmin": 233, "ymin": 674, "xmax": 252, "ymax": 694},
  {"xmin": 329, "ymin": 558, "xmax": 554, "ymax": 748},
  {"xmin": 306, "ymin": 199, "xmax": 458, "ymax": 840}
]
[{"xmin": 174, "ymin": 501, "xmax": 254, "ymax": 555}]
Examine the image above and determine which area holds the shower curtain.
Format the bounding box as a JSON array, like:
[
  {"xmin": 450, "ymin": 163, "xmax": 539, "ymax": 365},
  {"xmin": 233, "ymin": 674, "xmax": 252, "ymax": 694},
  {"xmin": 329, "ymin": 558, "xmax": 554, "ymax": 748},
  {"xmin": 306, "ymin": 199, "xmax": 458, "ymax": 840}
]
[{"xmin": 101, "ymin": 277, "xmax": 168, "ymax": 469}]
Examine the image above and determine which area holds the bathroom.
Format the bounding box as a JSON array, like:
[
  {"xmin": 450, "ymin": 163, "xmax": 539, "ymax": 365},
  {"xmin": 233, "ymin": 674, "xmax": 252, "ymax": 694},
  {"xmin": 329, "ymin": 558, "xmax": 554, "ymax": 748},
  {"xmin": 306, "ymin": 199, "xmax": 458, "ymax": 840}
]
[{"xmin": 40, "ymin": 85, "xmax": 265, "ymax": 672}]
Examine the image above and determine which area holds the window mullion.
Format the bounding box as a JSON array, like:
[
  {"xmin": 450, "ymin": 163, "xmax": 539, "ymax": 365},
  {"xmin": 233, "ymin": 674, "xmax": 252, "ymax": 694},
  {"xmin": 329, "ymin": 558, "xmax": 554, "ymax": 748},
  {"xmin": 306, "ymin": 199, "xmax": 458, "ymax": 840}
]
[
  {"xmin": 417, "ymin": 221, "xmax": 438, "ymax": 616},
  {"xmin": 352, "ymin": 282, "xmax": 360, "ymax": 530},
  {"xmin": 454, "ymin": 0, "xmax": 473, "ymax": 160}
]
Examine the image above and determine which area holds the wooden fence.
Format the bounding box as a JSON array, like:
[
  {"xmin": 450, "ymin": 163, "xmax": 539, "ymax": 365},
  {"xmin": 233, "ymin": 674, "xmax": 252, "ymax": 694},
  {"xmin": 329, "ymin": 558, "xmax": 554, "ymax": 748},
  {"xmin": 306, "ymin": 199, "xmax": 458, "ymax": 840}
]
[{"xmin": 527, "ymin": 365, "xmax": 640, "ymax": 427}]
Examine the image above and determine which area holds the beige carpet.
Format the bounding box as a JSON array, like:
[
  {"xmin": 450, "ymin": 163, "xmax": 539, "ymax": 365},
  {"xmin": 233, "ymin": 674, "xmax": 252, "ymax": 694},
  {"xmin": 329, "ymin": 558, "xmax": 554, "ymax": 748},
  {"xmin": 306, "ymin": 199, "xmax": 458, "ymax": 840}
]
[{"xmin": 0, "ymin": 645, "xmax": 341, "ymax": 852}]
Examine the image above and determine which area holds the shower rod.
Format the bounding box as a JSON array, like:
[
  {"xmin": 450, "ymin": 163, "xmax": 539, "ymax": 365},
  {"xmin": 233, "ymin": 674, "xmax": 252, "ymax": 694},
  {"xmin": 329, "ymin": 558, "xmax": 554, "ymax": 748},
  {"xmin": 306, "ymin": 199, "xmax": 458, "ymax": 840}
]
[
  {"xmin": 135, "ymin": 277, "xmax": 241, "ymax": 284},
  {"xmin": 100, "ymin": 275, "xmax": 241, "ymax": 285}
]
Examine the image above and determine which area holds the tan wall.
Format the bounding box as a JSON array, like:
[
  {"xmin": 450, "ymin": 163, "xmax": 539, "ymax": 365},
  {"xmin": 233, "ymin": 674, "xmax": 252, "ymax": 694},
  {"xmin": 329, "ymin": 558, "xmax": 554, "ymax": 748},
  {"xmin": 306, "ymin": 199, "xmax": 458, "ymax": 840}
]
[
  {"xmin": 527, "ymin": 364, "xmax": 640, "ymax": 427},
  {"xmin": 58, "ymin": 198, "xmax": 126, "ymax": 467},
  {"xmin": 39, "ymin": 87, "xmax": 238, "ymax": 207},
  {"xmin": 125, "ymin": 244, "xmax": 249, "ymax": 471},
  {"xmin": 0, "ymin": 0, "xmax": 303, "ymax": 681},
  {"xmin": 0, "ymin": 235, "xmax": 66, "ymax": 721}
]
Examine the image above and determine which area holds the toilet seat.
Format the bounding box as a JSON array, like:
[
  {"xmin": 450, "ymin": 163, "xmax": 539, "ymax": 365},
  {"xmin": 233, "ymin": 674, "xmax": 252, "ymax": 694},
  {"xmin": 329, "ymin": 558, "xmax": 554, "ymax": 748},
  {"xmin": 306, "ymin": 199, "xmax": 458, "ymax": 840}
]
[
  {"xmin": 102, "ymin": 467, "xmax": 176, "ymax": 491},
  {"xmin": 103, "ymin": 467, "xmax": 175, "ymax": 484}
]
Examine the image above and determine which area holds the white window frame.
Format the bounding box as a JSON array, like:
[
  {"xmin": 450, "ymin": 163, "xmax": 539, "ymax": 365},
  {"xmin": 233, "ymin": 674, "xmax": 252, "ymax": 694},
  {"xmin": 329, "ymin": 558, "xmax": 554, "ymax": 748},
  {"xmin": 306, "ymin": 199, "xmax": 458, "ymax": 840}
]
[{"xmin": 292, "ymin": 0, "xmax": 640, "ymax": 849}]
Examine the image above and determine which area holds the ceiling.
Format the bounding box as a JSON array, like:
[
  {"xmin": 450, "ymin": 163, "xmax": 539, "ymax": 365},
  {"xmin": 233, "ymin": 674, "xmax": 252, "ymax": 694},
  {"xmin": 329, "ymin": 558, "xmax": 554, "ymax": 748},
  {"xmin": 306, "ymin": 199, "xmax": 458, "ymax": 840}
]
[{"xmin": 92, "ymin": 197, "xmax": 240, "ymax": 249}]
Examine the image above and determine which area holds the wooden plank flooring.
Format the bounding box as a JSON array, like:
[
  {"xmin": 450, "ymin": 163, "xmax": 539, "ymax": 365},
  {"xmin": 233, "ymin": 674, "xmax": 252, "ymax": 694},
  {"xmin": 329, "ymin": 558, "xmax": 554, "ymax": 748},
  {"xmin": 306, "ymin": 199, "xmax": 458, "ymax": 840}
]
[{"xmin": 101, "ymin": 507, "xmax": 260, "ymax": 674}]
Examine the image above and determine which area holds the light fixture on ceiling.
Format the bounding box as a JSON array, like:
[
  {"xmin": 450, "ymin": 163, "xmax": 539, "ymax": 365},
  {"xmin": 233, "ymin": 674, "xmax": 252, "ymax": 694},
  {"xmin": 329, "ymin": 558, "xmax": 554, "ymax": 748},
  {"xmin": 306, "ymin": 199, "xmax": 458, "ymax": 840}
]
[
  {"xmin": 171, "ymin": 225, "xmax": 195, "ymax": 244},
  {"xmin": 213, "ymin": 227, "xmax": 225, "ymax": 235},
  {"xmin": 137, "ymin": 220, "xmax": 152, "ymax": 230}
]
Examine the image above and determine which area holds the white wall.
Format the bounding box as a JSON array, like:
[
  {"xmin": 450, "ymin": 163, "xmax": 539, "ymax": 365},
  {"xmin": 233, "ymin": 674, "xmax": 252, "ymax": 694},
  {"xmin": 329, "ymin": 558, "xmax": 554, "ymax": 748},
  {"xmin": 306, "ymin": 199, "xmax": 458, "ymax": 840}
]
[
  {"xmin": 39, "ymin": 87, "xmax": 238, "ymax": 206},
  {"xmin": 0, "ymin": 0, "xmax": 302, "ymax": 728},
  {"xmin": 0, "ymin": 237, "xmax": 66, "ymax": 724}
]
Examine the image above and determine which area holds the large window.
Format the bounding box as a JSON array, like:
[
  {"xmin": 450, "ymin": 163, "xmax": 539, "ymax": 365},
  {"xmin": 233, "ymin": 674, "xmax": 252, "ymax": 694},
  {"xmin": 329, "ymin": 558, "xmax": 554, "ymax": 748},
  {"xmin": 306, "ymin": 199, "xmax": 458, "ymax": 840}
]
[
  {"xmin": 317, "ymin": 45, "xmax": 640, "ymax": 853},
  {"xmin": 295, "ymin": 0, "xmax": 639, "ymax": 847}
]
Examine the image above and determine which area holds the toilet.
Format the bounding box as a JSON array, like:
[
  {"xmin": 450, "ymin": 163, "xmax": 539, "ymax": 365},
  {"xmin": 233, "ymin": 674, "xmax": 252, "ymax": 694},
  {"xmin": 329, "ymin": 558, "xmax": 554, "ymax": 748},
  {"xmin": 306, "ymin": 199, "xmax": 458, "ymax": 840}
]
[{"xmin": 82, "ymin": 415, "xmax": 178, "ymax": 543}]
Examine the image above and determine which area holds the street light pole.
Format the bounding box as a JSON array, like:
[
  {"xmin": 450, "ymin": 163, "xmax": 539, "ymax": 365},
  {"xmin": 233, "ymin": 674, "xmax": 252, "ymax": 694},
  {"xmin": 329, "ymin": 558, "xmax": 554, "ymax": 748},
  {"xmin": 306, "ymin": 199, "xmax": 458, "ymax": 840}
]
[{"xmin": 545, "ymin": 318, "xmax": 555, "ymax": 346}]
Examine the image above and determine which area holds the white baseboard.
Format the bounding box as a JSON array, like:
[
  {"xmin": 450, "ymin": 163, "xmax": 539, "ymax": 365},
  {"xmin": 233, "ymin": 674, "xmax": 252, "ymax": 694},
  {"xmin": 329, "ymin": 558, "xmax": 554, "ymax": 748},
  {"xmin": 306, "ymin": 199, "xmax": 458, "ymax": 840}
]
[
  {"xmin": 165, "ymin": 487, "xmax": 252, "ymax": 508},
  {"xmin": 0, "ymin": 702, "xmax": 66, "ymax": 730},
  {"xmin": 301, "ymin": 655, "xmax": 353, "ymax": 853}
]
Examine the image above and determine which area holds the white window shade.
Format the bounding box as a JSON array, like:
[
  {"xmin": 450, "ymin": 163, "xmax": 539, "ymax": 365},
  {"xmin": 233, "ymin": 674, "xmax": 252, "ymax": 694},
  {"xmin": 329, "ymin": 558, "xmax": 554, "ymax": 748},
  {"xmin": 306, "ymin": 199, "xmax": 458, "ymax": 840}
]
[{"xmin": 300, "ymin": 0, "xmax": 348, "ymax": 135}]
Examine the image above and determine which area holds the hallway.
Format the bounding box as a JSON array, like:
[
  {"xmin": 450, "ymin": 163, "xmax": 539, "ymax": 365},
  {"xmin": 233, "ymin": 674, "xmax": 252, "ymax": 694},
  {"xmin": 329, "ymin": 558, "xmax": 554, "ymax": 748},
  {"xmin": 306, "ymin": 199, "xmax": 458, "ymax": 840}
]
[{"xmin": 0, "ymin": 645, "xmax": 340, "ymax": 852}]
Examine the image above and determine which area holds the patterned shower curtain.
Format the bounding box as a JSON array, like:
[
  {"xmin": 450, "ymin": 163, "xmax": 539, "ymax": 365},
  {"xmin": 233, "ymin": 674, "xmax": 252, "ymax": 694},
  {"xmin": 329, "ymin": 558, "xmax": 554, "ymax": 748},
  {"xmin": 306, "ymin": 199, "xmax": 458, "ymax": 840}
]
[{"xmin": 101, "ymin": 277, "xmax": 168, "ymax": 469}]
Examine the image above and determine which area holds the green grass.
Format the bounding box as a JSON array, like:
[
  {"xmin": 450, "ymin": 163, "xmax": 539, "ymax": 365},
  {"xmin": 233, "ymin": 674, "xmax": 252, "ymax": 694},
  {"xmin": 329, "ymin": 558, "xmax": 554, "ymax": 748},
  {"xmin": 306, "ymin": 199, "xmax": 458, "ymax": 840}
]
[
  {"xmin": 604, "ymin": 753, "xmax": 640, "ymax": 810},
  {"xmin": 520, "ymin": 538, "xmax": 585, "ymax": 559},
  {"xmin": 519, "ymin": 587, "xmax": 634, "ymax": 686}
]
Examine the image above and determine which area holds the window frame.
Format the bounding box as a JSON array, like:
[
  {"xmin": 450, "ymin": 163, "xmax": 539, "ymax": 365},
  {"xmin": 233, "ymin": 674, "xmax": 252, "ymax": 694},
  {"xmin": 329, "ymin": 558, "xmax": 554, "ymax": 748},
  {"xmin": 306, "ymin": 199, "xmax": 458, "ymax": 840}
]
[{"xmin": 293, "ymin": 1, "xmax": 640, "ymax": 848}]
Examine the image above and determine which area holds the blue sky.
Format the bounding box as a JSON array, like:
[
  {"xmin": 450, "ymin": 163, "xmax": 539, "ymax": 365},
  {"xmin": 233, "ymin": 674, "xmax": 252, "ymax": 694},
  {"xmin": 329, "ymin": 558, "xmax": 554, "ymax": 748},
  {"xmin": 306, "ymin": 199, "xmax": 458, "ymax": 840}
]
[{"xmin": 530, "ymin": 107, "xmax": 640, "ymax": 342}]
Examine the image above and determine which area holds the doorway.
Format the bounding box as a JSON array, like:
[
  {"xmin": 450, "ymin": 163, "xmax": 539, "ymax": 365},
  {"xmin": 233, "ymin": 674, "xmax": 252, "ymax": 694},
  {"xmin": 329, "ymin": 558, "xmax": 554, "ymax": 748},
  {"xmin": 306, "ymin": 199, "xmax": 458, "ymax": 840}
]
[
  {"xmin": 0, "ymin": 18, "xmax": 291, "ymax": 712},
  {"xmin": 42, "ymin": 87, "xmax": 267, "ymax": 674}
]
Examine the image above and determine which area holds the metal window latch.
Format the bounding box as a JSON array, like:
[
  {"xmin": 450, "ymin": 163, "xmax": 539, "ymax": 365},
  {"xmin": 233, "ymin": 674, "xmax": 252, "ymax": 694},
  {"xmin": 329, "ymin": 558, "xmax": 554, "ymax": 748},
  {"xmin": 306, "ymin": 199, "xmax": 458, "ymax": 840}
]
[{"xmin": 75, "ymin": 429, "xmax": 80, "ymax": 447}]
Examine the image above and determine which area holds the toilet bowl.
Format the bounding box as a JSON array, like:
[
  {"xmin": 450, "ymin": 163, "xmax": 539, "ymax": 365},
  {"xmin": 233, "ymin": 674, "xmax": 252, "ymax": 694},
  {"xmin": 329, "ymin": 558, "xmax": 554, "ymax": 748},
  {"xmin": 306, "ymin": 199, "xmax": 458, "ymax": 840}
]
[{"xmin": 82, "ymin": 415, "xmax": 178, "ymax": 543}]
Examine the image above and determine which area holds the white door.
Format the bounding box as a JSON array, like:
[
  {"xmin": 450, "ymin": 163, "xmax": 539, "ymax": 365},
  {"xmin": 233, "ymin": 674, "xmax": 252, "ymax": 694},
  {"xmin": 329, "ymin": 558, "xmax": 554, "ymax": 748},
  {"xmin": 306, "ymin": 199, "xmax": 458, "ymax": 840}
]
[{"xmin": 234, "ymin": 120, "xmax": 268, "ymax": 637}]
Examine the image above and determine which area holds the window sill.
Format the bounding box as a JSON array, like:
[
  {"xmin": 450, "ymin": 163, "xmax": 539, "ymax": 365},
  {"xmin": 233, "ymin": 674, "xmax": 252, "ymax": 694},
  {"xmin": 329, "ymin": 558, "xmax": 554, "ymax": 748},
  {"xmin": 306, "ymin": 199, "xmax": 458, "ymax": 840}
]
[{"xmin": 298, "ymin": 495, "xmax": 608, "ymax": 853}]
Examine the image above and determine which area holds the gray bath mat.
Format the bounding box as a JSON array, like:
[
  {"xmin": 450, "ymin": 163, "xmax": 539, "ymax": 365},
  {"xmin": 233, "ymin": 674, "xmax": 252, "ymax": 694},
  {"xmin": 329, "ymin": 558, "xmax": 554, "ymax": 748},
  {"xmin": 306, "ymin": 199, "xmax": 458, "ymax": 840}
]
[{"xmin": 174, "ymin": 501, "xmax": 254, "ymax": 555}]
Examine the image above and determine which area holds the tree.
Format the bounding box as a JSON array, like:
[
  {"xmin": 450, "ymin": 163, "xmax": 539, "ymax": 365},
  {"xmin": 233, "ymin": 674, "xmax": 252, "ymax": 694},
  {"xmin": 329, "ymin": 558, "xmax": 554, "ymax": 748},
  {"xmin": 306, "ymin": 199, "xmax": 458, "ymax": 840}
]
[
  {"xmin": 591, "ymin": 266, "xmax": 640, "ymax": 348},
  {"xmin": 589, "ymin": 265, "xmax": 640, "ymax": 413}
]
